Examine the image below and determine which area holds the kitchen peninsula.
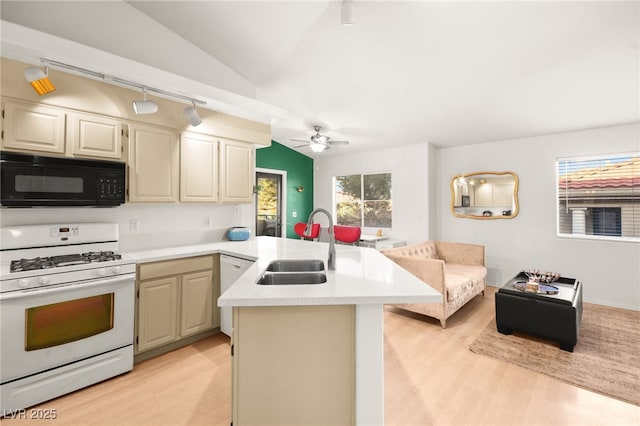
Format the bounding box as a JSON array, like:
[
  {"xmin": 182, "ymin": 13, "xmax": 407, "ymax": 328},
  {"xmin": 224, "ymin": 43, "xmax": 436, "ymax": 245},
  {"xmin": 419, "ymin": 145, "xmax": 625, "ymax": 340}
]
[{"xmin": 130, "ymin": 236, "xmax": 441, "ymax": 426}]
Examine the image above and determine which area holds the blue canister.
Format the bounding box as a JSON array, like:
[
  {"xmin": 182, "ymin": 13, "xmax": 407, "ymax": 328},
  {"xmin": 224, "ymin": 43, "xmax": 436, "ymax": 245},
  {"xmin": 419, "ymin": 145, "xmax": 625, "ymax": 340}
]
[{"xmin": 227, "ymin": 226, "xmax": 251, "ymax": 241}]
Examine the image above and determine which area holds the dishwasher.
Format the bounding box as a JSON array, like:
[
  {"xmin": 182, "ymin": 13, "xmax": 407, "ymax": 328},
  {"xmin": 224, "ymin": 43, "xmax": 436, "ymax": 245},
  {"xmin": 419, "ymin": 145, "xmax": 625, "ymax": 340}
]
[{"xmin": 220, "ymin": 254, "xmax": 255, "ymax": 336}]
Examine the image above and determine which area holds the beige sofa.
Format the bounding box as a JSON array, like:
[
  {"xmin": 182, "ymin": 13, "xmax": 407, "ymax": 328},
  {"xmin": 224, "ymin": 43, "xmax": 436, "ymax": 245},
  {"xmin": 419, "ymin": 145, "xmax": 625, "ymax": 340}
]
[{"xmin": 382, "ymin": 240, "xmax": 487, "ymax": 328}]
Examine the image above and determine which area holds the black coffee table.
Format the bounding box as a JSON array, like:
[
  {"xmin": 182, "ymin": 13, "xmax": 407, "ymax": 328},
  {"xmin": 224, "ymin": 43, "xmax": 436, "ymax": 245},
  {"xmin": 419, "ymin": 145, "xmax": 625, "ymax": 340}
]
[{"xmin": 495, "ymin": 272, "xmax": 583, "ymax": 352}]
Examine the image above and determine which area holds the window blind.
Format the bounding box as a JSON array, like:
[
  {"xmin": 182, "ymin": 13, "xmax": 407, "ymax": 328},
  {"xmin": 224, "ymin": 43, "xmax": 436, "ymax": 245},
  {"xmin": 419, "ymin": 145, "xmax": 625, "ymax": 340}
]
[{"xmin": 557, "ymin": 153, "xmax": 639, "ymax": 239}]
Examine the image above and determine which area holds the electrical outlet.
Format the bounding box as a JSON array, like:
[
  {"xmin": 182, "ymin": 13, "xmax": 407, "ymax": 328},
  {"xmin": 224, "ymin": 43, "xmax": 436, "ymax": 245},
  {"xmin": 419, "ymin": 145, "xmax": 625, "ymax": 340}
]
[
  {"xmin": 233, "ymin": 205, "xmax": 240, "ymax": 214},
  {"xmin": 204, "ymin": 217, "xmax": 212, "ymax": 228},
  {"xmin": 130, "ymin": 219, "xmax": 140, "ymax": 232},
  {"xmin": 292, "ymin": 211, "xmax": 297, "ymax": 218}
]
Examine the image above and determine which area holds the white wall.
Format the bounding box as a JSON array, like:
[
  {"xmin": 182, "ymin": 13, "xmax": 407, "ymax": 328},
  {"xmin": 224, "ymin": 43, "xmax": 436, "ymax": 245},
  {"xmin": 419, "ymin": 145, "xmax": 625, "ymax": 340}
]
[
  {"xmin": 0, "ymin": 203, "xmax": 254, "ymax": 252},
  {"xmin": 314, "ymin": 143, "xmax": 431, "ymax": 244},
  {"xmin": 436, "ymin": 123, "xmax": 640, "ymax": 310}
]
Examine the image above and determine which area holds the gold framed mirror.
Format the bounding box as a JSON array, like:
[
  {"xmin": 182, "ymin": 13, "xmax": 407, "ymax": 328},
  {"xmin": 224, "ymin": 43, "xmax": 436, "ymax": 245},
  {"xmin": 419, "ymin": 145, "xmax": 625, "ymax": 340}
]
[{"xmin": 450, "ymin": 171, "xmax": 519, "ymax": 219}]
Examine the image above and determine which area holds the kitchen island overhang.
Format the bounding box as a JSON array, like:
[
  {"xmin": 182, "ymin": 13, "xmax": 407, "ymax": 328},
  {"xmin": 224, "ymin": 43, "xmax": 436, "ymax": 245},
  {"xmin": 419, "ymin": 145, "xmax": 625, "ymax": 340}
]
[{"xmin": 217, "ymin": 237, "xmax": 442, "ymax": 426}]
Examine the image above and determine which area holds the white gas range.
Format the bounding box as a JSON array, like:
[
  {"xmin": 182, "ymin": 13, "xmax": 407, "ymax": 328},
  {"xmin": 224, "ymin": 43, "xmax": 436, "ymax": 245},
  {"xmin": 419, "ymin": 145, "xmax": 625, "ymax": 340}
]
[{"xmin": 0, "ymin": 223, "xmax": 136, "ymax": 414}]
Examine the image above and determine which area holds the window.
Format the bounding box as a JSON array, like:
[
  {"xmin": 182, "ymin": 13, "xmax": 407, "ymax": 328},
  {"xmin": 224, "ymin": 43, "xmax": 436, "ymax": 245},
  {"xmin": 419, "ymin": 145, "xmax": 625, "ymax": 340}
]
[
  {"xmin": 335, "ymin": 172, "xmax": 392, "ymax": 228},
  {"xmin": 557, "ymin": 153, "xmax": 639, "ymax": 241}
]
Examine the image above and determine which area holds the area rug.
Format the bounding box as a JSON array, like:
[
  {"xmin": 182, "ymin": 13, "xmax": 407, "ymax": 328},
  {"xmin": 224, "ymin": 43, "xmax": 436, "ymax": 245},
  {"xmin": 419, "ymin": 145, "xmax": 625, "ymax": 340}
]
[{"xmin": 469, "ymin": 303, "xmax": 640, "ymax": 406}]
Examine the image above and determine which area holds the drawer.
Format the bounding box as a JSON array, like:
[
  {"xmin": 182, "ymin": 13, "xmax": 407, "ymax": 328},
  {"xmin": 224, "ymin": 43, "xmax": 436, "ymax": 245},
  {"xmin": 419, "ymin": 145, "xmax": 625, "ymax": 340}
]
[{"xmin": 138, "ymin": 255, "xmax": 213, "ymax": 280}]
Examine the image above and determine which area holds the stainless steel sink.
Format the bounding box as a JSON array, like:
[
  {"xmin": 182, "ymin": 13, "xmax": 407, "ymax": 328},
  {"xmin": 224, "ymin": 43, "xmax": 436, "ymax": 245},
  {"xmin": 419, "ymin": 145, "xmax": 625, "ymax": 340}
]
[
  {"xmin": 257, "ymin": 272, "xmax": 327, "ymax": 285},
  {"xmin": 266, "ymin": 259, "xmax": 325, "ymax": 272}
]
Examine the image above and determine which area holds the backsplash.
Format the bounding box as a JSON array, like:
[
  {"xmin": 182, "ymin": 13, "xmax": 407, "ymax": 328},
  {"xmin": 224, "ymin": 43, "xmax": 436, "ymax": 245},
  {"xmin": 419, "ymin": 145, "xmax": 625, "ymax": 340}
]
[{"xmin": 0, "ymin": 203, "xmax": 255, "ymax": 251}]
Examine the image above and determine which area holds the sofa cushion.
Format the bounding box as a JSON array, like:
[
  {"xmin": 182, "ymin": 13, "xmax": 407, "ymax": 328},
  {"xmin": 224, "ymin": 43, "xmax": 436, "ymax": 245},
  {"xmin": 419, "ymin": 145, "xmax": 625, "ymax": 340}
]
[
  {"xmin": 401, "ymin": 240, "xmax": 439, "ymax": 259},
  {"xmin": 445, "ymin": 264, "xmax": 487, "ymax": 302},
  {"xmin": 421, "ymin": 241, "xmax": 439, "ymax": 259},
  {"xmin": 383, "ymin": 240, "xmax": 440, "ymax": 259}
]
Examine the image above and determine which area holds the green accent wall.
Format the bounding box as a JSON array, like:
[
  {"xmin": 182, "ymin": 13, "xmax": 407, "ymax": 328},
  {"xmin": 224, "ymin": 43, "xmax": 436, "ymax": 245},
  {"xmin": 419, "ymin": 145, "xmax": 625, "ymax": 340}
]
[{"xmin": 256, "ymin": 141, "xmax": 314, "ymax": 239}]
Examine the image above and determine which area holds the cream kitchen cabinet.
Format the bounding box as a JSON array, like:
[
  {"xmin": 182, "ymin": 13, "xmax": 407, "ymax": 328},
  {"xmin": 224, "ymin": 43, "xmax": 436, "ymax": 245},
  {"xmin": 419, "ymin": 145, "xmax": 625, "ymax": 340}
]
[
  {"xmin": 137, "ymin": 276, "xmax": 179, "ymax": 352},
  {"xmin": 220, "ymin": 138, "xmax": 254, "ymax": 203},
  {"xmin": 2, "ymin": 101, "xmax": 66, "ymax": 154},
  {"xmin": 2, "ymin": 100, "xmax": 125, "ymax": 160},
  {"xmin": 180, "ymin": 132, "xmax": 219, "ymax": 202},
  {"xmin": 473, "ymin": 184, "xmax": 514, "ymax": 207},
  {"xmin": 474, "ymin": 184, "xmax": 494, "ymax": 207},
  {"xmin": 180, "ymin": 270, "xmax": 214, "ymax": 337},
  {"xmin": 493, "ymin": 184, "xmax": 514, "ymax": 206},
  {"xmin": 180, "ymin": 134, "xmax": 254, "ymax": 204},
  {"xmin": 136, "ymin": 255, "xmax": 218, "ymax": 355},
  {"xmin": 232, "ymin": 305, "xmax": 355, "ymax": 425},
  {"xmin": 128, "ymin": 123, "xmax": 179, "ymax": 203},
  {"xmin": 68, "ymin": 112, "xmax": 124, "ymax": 159}
]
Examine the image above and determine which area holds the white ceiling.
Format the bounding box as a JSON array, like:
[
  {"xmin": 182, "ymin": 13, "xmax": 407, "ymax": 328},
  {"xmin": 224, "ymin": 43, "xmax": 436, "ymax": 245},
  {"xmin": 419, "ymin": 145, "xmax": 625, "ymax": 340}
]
[{"xmin": 1, "ymin": 1, "xmax": 638, "ymax": 157}]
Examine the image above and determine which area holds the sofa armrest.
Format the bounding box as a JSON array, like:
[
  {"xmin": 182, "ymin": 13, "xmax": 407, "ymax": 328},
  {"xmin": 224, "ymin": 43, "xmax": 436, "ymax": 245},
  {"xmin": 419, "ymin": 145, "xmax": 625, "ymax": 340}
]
[
  {"xmin": 436, "ymin": 241, "xmax": 485, "ymax": 266},
  {"xmin": 383, "ymin": 253, "xmax": 446, "ymax": 295}
]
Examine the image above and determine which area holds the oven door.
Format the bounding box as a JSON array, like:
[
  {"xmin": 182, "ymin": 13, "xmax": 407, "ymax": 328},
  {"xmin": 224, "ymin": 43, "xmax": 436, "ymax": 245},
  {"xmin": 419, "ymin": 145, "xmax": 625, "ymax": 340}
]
[{"xmin": 0, "ymin": 274, "xmax": 134, "ymax": 384}]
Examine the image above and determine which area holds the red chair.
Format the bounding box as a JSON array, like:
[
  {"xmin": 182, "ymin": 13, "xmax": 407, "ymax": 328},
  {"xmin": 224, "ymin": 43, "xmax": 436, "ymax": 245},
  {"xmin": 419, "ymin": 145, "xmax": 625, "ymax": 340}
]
[
  {"xmin": 294, "ymin": 222, "xmax": 321, "ymax": 240},
  {"xmin": 333, "ymin": 225, "xmax": 361, "ymax": 245}
]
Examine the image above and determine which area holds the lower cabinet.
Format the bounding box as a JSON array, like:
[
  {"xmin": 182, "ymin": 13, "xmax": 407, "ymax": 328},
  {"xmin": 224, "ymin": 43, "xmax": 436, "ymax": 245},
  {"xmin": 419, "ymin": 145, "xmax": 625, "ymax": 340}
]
[
  {"xmin": 180, "ymin": 270, "xmax": 214, "ymax": 337},
  {"xmin": 137, "ymin": 276, "xmax": 179, "ymax": 352},
  {"xmin": 136, "ymin": 255, "xmax": 220, "ymax": 356}
]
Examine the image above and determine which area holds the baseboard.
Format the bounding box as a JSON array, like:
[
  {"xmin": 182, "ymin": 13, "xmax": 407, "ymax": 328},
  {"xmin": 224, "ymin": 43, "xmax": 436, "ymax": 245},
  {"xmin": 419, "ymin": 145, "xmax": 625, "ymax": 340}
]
[{"xmin": 134, "ymin": 327, "xmax": 221, "ymax": 364}]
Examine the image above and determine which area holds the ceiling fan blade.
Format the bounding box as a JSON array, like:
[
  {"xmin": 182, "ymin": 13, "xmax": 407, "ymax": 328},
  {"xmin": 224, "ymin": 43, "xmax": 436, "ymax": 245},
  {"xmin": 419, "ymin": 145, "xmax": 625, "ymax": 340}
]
[
  {"xmin": 290, "ymin": 138, "xmax": 311, "ymax": 143},
  {"xmin": 328, "ymin": 140, "xmax": 349, "ymax": 146},
  {"xmin": 293, "ymin": 144, "xmax": 309, "ymax": 148}
]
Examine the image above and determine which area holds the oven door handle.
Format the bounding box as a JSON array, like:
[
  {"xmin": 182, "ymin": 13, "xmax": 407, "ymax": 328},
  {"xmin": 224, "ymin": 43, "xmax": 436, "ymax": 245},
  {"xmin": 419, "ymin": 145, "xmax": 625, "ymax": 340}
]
[{"xmin": 0, "ymin": 273, "xmax": 135, "ymax": 300}]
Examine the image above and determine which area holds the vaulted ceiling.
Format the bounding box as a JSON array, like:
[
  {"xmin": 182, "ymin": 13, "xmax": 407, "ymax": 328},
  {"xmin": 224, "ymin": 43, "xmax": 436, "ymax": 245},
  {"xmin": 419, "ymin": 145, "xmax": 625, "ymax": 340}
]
[{"xmin": 2, "ymin": 1, "xmax": 638, "ymax": 156}]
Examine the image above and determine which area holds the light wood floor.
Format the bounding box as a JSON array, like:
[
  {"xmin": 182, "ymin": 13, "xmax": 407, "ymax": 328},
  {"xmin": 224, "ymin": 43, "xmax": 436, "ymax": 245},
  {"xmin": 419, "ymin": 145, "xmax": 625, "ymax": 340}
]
[{"xmin": 3, "ymin": 287, "xmax": 639, "ymax": 426}]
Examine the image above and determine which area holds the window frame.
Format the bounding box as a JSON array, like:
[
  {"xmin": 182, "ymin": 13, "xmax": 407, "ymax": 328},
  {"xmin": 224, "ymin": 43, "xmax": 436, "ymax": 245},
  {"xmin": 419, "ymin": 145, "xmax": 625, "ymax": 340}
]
[
  {"xmin": 556, "ymin": 152, "xmax": 639, "ymax": 243},
  {"xmin": 333, "ymin": 171, "xmax": 393, "ymax": 229}
]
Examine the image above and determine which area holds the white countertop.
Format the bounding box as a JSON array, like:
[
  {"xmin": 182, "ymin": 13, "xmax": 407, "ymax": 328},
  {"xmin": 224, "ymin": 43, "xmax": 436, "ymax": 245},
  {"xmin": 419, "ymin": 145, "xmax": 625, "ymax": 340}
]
[{"xmin": 128, "ymin": 236, "xmax": 442, "ymax": 307}]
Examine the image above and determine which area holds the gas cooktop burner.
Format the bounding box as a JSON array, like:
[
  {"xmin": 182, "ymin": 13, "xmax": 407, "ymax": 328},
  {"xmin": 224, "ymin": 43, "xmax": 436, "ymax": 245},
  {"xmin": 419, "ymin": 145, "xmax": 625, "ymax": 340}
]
[{"xmin": 10, "ymin": 251, "xmax": 122, "ymax": 272}]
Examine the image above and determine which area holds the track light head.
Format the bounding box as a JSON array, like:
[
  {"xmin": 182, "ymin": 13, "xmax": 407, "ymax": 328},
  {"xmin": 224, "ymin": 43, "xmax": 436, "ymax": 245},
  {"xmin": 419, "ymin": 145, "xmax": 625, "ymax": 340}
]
[
  {"xmin": 24, "ymin": 65, "xmax": 55, "ymax": 95},
  {"xmin": 183, "ymin": 101, "xmax": 202, "ymax": 126},
  {"xmin": 341, "ymin": 0, "xmax": 354, "ymax": 25},
  {"xmin": 132, "ymin": 88, "xmax": 158, "ymax": 114}
]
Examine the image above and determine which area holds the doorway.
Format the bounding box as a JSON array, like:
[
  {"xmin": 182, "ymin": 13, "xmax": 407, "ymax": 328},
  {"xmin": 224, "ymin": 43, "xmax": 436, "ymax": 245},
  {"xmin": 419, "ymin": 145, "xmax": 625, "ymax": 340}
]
[{"xmin": 255, "ymin": 169, "xmax": 286, "ymax": 237}]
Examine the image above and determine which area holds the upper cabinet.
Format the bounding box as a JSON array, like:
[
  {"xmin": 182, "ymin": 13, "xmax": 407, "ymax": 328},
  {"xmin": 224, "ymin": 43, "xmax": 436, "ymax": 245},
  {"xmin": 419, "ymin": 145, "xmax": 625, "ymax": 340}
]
[
  {"xmin": 1, "ymin": 100, "xmax": 125, "ymax": 161},
  {"xmin": 180, "ymin": 134, "xmax": 254, "ymax": 204},
  {"xmin": 220, "ymin": 138, "xmax": 254, "ymax": 204},
  {"xmin": 126, "ymin": 129, "xmax": 255, "ymax": 205},
  {"xmin": 2, "ymin": 101, "xmax": 66, "ymax": 154},
  {"xmin": 180, "ymin": 132, "xmax": 219, "ymax": 203},
  {"xmin": 69, "ymin": 112, "xmax": 124, "ymax": 159},
  {"xmin": 2, "ymin": 100, "xmax": 258, "ymax": 206},
  {"xmin": 128, "ymin": 123, "xmax": 179, "ymax": 203}
]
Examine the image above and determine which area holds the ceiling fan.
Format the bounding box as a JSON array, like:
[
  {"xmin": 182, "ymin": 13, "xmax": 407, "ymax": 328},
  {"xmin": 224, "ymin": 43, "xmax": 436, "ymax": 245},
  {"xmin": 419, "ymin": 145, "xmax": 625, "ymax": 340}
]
[{"xmin": 291, "ymin": 126, "xmax": 349, "ymax": 153}]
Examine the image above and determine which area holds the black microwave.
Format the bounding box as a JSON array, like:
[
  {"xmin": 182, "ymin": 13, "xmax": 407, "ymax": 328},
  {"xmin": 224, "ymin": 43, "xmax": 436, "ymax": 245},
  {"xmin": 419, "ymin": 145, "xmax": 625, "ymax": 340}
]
[{"xmin": 1, "ymin": 152, "xmax": 126, "ymax": 207}]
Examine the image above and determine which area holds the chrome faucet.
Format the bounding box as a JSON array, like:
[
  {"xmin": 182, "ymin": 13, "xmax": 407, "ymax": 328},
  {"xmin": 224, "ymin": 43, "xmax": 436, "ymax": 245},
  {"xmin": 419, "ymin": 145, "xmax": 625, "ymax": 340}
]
[{"xmin": 306, "ymin": 208, "xmax": 336, "ymax": 270}]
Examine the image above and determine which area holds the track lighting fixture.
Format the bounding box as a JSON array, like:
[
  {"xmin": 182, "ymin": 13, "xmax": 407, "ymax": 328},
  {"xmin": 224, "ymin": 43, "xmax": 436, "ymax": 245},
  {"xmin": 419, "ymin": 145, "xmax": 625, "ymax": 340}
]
[
  {"xmin": 23, "ymin": 65, "xmax": 55, "ymax": 95},
  {"xmin": 341, "ymin": 0, "xmax": 354, "ymax": 25},
  {"xmin": 32, "ymin": 59, "xmax": 206, "ymax": 118},
  {"xmin": 183, "ymin": 101, "xmax": 202, "ymax": 126},
  {"xmin": 132, "ymin": 88, "xmax": 158, "ymax": 115}
]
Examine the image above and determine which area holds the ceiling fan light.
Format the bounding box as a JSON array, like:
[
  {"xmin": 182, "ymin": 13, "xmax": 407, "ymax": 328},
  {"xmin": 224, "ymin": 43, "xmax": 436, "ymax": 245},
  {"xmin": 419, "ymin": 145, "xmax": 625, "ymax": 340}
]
[{"xmin": 310, "ymin": 142, "xmax": 327, "ymax": 153}]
